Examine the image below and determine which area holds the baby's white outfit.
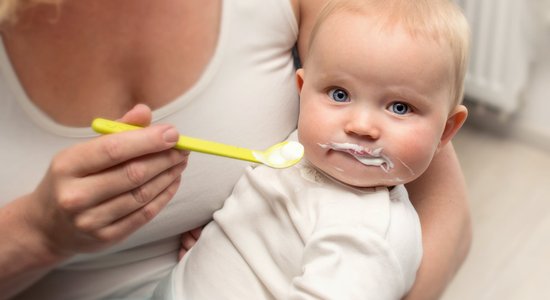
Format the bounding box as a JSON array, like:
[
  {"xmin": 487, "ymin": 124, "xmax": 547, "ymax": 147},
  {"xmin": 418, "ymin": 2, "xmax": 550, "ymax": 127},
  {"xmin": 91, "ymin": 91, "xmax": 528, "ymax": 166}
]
[{"xmin": 155, "ymin": 161, "xmax": 422, "ymax": 299}]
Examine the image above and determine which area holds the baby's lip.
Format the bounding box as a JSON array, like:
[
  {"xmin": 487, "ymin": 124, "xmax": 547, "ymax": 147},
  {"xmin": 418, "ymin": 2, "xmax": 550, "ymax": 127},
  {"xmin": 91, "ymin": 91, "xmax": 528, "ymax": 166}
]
[{"xmin": 318, "ymin": 142, "xmax": 394, "ymax": 172}]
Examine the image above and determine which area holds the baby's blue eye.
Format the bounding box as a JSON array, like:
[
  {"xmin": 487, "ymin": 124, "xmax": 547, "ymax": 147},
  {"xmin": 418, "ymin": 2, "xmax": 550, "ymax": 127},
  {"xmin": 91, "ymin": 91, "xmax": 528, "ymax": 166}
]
[
  {"xmin": 389, "ymin": 102, "xmax": 411, "ymax": 115},
  {"xmin": 328, "ymin": 88, "xmax": 350, "ymax": 102}
]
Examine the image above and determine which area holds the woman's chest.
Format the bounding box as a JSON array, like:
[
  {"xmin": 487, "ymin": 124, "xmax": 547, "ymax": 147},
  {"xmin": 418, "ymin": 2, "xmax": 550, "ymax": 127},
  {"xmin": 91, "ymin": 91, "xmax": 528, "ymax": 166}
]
[{"xmin": 1, "ymin": 0, "xmax": 220, "ymax": 126}]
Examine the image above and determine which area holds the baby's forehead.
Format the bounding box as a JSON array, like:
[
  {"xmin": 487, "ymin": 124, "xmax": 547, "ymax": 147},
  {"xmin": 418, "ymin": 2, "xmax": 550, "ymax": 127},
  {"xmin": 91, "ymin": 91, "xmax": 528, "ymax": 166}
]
[
  {"xmin": 310, "ymin": 43, "xmax": 455, "ymax": 111},
  {"xmin": 313, "ymin": 1, "xmax": 468, "ymax": 107}
]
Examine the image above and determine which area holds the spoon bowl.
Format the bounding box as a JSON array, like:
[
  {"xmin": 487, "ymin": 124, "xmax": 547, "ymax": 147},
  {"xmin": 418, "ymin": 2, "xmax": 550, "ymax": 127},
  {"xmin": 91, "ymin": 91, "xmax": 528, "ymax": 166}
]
[{"xmin": 253, "ymin": 140, "xmax": 304, "ymax": 169}]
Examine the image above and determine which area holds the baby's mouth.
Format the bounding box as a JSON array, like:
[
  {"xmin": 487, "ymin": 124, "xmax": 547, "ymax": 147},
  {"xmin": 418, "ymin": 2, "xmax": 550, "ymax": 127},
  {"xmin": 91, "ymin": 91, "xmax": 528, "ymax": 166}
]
[{"xmin": 318, "ymin": 142, "xmax": 394, "ymax": 172}]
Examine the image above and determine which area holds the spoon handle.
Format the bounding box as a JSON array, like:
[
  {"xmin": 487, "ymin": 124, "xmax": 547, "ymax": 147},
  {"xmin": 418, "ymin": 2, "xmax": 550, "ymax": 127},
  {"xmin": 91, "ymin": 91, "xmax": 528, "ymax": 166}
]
[{"xmin": 91, "ymin": 118, "xmax": 260, "ymax": 163}]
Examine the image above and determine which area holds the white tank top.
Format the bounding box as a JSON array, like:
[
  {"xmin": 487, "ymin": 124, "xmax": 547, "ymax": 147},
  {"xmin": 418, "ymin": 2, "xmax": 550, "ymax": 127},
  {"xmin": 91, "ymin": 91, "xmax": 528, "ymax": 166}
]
[{"xmin": 0, "ymin": 0, "xmax": 298, "ymax": 298}]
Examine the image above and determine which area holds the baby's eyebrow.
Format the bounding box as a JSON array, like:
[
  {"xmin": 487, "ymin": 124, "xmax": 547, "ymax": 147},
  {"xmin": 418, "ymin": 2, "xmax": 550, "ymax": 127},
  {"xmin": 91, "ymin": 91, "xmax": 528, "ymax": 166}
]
[
  {"xmin": 387, "ymin": 87, "xmax": 431, "ymax": 105},
  {"xmin": 317, "ymin": 70, "xmax": 357, "ymax": 85}
]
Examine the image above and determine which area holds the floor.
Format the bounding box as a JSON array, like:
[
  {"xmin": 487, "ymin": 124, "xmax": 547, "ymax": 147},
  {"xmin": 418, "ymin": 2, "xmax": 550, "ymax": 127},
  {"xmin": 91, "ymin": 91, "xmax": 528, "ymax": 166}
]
[{"xmin": 441, "ymin": 122, "xmax": 550, "ymax": 300}]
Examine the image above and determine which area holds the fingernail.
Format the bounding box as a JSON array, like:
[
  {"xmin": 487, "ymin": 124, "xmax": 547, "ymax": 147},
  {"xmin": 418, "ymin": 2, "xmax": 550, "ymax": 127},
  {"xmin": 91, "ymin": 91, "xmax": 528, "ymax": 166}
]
[{"xmin": 163, "ymin": 128, "xmax": 179, "ymax": 143}]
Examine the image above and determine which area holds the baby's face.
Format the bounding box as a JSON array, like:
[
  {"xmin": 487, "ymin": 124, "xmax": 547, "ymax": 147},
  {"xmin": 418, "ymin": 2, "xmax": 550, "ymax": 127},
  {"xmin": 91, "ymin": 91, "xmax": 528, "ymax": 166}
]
[{"xmin": 297, "ymin": 12, "xmax": 457, "ymax": 187}]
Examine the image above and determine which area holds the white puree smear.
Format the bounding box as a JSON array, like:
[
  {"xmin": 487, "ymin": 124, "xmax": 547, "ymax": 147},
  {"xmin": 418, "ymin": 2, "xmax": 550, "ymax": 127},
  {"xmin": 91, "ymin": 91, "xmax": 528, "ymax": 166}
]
[
  {"xmin": 262, "ymin": 141, "xmax": 304, "ymax": 166},
  {"xmin": 318, "ymin": 142, "xmax": 394, "ymax": 172}
]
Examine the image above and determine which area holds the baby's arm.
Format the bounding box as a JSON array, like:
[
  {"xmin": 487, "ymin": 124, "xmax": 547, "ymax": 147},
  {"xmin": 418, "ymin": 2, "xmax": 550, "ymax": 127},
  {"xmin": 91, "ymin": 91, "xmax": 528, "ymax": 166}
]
[
  {"xmin": 288, "ymin": 186, "xmax": 420, "ymax": 300},
  {"xmin": 289, "ymin": 226, "xmax": 406, "ymax": 300}
]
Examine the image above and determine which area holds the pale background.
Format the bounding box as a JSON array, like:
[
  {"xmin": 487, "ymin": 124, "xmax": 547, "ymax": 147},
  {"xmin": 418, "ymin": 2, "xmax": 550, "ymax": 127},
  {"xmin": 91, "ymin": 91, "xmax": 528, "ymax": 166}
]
[{"xmin": 441, "ymin": 0, "xmax": 550, "ymax": 299}]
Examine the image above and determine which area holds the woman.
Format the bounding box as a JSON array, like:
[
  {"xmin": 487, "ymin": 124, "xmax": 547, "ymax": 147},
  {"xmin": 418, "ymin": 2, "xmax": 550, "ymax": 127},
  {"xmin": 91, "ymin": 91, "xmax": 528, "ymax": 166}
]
[{"xmin": 0, "ymin": 0, "xmax": 471, "ymax": 299}]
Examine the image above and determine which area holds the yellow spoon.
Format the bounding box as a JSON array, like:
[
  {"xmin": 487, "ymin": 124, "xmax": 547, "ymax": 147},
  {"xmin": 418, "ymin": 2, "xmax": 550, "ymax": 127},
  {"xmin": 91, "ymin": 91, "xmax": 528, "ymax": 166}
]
[{"xmin": 91, "ymin": 118, "xmax": 304, "ymax": 169}]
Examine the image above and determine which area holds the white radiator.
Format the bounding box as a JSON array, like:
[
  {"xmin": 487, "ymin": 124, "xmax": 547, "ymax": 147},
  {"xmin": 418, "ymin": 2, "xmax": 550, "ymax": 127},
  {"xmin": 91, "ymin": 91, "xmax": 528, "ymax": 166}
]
[{"xmin": 453, "ymin": 0, "xmax": 537, "ymax": 115}]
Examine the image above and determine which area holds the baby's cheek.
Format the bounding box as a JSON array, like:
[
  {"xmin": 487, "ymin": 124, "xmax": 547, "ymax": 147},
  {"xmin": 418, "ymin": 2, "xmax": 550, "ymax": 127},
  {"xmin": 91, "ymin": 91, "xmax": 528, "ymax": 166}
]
[
  {"xmin": 413, "ymin": 148, "xmax": 438, "ymax": 175},
  {"xmin": 392, "ymin": 142, "xmax": 435, "ymax": 180}
]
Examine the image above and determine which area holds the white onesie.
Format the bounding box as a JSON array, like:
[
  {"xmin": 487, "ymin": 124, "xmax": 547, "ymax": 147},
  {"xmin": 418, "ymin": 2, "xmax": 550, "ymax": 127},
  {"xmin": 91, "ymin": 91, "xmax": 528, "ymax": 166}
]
[{"xmin": 155, "ymin": 161, "xmax": 423, "ymax": 299}]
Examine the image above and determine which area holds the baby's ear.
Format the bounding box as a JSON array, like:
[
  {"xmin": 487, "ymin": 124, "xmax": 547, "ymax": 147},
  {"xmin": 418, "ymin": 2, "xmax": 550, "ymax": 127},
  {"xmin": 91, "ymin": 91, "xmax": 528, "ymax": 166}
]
[
  {"xmin": 296, "ymin": 68, "xmax": 305, "ymax": 92},
  {"xmin": 438, "ymin": 105, "xmax": 468, "ymax": 150}
]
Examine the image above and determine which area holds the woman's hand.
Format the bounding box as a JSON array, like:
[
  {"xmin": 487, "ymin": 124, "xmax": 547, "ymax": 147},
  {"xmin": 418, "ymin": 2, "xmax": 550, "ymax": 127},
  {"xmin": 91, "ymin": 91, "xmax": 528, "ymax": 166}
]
[
  {"xmin": 26, "ymin": 104, "xmax": 190, "ymax": 257},
  {"xmin": 0, "ymin": 104, "xmax": 190, "ymax": 297}
]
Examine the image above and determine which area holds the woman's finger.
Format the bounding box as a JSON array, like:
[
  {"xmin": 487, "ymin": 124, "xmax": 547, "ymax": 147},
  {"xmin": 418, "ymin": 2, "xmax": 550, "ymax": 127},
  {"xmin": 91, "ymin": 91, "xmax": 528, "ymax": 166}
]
[
  {"xmin": 189, "ymin": 227, "xmax": 203, "ymax": 240},
  {"xmin": 181, "ymin": 232, "xmax": 198, "ymax": 250},
  {"xmin": 93, "ymin": 174, "xmax": 183, "ymax": 242},
  {"xmin": 74, "ymin": 161, "xmax": 188, "ymax": 232},
  {"xmin": 67, "ymin": 148, "xmax": 188, "ymax": 211},
  {"xmin": 55, "ymin": 148, "xmax": 188, "ymax": 213},
  {"xmin": 178, "ymin": 226, "xmax": 203, "ymax": 260},
  {"xmin": 117, "ymin": 103, "xmax": 153, "ymax": 127},
  {"xmin": 59, "ymin": 124, "xmax": 181, "ymax": 177},
  {"xmin": 179, "ymin": 233, "xmax": 196, "ymax": 260}
]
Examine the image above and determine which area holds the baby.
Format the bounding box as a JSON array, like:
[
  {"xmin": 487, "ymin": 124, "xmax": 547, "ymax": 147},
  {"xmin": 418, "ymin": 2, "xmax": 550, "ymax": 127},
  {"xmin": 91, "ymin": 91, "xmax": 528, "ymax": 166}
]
[{"xmin": 155, "ymin": 0, "xmax": 469, "ymax": 299}]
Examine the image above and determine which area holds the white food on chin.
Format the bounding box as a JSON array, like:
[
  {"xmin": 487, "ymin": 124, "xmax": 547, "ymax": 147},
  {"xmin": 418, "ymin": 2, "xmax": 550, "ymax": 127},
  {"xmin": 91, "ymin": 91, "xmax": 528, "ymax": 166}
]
[{"xmin": 318, "ymin": 142, "xmax": 394, "ymax": 172}]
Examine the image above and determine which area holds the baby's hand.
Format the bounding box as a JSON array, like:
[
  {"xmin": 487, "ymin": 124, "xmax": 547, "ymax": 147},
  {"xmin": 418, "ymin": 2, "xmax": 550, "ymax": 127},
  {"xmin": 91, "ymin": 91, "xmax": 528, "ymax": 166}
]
[{"xmin": 178, "ymin": 226, "xmax": 203, "ymax": 260}]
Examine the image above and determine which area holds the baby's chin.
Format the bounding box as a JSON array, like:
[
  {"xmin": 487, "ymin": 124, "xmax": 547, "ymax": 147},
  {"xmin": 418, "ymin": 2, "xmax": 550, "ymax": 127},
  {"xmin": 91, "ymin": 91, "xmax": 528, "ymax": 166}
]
[{"xmin": 336, "ymin": 176, "xmax": 393, "ymax": 188}]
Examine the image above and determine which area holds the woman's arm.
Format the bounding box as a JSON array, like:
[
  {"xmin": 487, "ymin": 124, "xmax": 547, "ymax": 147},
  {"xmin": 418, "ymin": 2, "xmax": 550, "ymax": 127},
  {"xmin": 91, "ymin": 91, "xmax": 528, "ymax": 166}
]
[{"xmin": 404, "ymin": 143, "xmax": 472, "ymax": 300}]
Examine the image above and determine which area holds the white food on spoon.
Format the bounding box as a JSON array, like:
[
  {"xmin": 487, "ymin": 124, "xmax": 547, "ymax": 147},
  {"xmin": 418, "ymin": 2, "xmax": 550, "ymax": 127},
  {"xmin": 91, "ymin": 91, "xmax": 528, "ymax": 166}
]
[{"xmin": 257, "ymin": 141, "xmax": 304, "ymax": 168}]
